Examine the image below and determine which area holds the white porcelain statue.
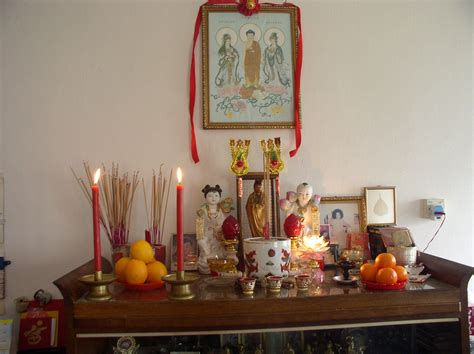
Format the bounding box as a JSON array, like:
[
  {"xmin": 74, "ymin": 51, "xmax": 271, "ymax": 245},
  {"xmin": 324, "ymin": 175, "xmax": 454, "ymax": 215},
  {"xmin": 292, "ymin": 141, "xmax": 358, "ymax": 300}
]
[
  {"xmin": 195, "ymin": 184, "xmax": 233, "ymax": 274},
  {"xmin": 280, "ymin": 182, "xmax": 321, "ymax": 236}
]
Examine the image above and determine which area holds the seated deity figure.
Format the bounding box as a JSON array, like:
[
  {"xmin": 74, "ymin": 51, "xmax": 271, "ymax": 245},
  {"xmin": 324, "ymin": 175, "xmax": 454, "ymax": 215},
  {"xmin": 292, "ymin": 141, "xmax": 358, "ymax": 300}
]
[
  {"xmin": 280, "ymin": 182, "xmax": 321, "ymax": 236},
  {"xmin": 196, "ymin": 185, "xmax": 233, "ymax": 274}
]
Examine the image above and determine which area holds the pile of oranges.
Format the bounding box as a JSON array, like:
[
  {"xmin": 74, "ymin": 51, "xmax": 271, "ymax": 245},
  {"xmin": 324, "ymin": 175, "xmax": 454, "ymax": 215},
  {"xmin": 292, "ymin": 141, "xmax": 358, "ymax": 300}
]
[
  {"xmin": 360, "ymin": 253, "xmax": 408, "ymax": 285},
  {"xmin": 114, "ymin": 240, "xmax": 168, "ymax": 285}
]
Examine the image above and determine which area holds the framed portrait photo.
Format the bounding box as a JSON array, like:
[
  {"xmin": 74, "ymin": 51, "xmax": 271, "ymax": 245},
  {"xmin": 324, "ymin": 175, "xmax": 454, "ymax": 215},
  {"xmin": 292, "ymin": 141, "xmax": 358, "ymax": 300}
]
[
  {"xmin": 319, "ymin": 196, "xmax": 367, "ymax": 250},
  {"xmin": 364, "ymin": 186, "xmax": 397, "ymax": 226},
  {"xmin": 202, "ymin": 4, "xmax": 299, "ymax": 129},
  {"xmin": 171, "ymin": 233, "xmax": 198, "ymax": 271}
]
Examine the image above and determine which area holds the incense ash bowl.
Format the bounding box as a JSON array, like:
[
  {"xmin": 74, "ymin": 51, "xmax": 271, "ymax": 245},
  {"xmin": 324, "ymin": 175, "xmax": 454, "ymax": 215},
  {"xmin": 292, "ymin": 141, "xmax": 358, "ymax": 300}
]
[{"xmin": 242, "ymin": 237, "xmax": 291, "ymax": 281}]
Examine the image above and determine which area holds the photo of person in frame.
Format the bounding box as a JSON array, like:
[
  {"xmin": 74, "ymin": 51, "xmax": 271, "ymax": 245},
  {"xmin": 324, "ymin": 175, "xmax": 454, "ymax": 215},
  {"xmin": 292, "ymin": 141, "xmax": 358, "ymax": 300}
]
[{"xmin": 172, "ymin": 234, "xmax": 198, "ymax": 271}]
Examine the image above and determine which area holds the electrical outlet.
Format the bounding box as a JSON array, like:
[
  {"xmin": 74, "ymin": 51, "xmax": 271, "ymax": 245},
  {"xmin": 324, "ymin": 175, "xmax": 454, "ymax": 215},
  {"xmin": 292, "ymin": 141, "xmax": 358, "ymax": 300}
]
[{"xmin": 423, "ymin": 199, "xmax": 445, "ymax": 220}]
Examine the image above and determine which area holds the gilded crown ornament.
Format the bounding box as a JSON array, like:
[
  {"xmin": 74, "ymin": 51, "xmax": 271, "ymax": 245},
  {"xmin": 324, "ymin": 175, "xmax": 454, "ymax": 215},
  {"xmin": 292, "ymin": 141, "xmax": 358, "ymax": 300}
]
[
  {"xmin": 230, "ymin": 139, "xmax": 250, "ymax": 176},
  {"xmin": 260, "ymin": 138, "xmax": 285, "ymax": 174}
]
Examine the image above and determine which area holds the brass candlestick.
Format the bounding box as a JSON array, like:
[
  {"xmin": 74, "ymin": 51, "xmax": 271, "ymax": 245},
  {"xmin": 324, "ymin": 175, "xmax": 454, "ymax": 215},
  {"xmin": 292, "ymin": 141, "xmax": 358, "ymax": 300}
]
[
  {"xmin": 78, "ymin": 271, "xmax": 115, "ymax": 301},
  {"xmin": 162, "ymin": 271, "xmax": 199, "ymax": 300}
]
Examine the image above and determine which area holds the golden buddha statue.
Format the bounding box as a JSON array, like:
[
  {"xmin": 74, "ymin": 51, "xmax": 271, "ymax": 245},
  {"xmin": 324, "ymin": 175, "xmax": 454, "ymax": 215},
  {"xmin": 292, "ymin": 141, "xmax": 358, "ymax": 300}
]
[{"xmin": 245, "ymin": 179, "xmax": 266, "ymax": 237}]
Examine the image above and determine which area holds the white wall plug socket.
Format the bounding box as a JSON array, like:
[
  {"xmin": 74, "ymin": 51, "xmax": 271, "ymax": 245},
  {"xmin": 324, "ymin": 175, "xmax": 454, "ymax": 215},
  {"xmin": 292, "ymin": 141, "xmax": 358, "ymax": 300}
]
[{"xmin": 423, "ymin": 199, "xmax": 445, "ymax": 220}]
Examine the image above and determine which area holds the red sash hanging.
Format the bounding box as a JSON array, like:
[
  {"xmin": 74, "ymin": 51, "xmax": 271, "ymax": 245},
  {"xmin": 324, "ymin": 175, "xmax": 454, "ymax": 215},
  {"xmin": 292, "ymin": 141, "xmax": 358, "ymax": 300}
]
[{"xmin": 189, "ymin": 0, "xmax": 303, "ymax": 163}]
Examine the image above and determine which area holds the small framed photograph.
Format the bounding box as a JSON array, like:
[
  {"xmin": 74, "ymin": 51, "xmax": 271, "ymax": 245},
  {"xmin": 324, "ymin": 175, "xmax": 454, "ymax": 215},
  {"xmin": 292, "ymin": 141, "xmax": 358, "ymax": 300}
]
[
  {"xmin": 171, "ymin": 233, "xmax": 199, "ymax": 271},
  {"xmin": 364, "ymin": 186, "xmax": 396, "ymax": 226},
  {"xmin": 319, "ymin": 224, "xmax": 331, "ymax": 243},
  {"xmin": 319, "ymin": 196, "xmax": 367, "ymax": 250}
]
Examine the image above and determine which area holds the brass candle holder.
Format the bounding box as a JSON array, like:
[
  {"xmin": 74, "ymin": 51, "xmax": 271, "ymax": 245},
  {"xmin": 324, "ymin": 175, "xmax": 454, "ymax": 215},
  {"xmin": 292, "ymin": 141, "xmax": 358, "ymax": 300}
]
[
  {"xmin": 78, "ymin": 271, "xmax": 116, "ymax": 301},
  {"xmin": 224, "ymin": 238, "xmax": 239, "ymax": 266},
  {"xmin": 162, "ymin": 271, "xmax": 199, "ymax": 300}
]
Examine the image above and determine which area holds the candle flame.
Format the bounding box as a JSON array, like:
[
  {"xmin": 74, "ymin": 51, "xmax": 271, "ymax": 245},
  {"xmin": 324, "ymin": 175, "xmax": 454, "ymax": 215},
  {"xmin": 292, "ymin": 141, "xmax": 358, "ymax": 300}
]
[
  {"xmin": 177, "ymin": 167, "xmax": 182, "ymax": 184},
  {"xmin": 93, "ymin": 168, "xmax": 101, "ymax": 184}
]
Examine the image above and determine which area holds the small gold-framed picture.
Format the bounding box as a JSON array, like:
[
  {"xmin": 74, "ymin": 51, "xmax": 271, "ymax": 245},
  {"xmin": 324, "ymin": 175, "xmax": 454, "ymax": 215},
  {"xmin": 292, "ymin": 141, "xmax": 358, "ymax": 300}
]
[
  {"xmin": 364, "ymin": 186, "xmax": 397, "ymax": 226},
  {"xmin": 319, "ymin": 196, "xmax": 367, "ymax": 249},
  {"xmin": 171, "ymin": 233, "xmax": 199, "ymax": 271}
]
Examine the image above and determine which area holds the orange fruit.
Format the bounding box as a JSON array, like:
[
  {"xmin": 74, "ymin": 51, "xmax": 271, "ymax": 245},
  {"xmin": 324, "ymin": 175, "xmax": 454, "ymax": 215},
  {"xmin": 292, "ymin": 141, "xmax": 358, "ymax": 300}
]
[
  {"xmin": 124, "ymin": 259, "xmax": 148, "ymax": 285},
  {"xmin": 360, "ymin": 263, "xmax": 378, "ymax": 282},
  {"xmin": 130, "ymin": 240, "xmax": 155, "ymax": 264},
  {"xmin": 394, "ymin": 265, "xmax": 408, "ymax": 282},
  {"xmin": 146, "ymin": 261, "xmax": 168, "ymax": 283},
  {"xmin": 374, "ymin": 253, "xmax": 396, "ymax": 269},
  {"xmin": 376, "ymin": 267, "xmax": 398, "ymax": 285},
  {"xmin": 114, "ymin": 257, "xmax": 130, "ymax": 282}
]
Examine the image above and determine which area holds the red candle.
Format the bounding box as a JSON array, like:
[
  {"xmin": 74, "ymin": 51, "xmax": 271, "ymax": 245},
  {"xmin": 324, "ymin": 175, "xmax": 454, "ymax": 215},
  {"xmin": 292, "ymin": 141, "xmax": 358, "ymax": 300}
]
[
  {"xmin": 92, "ymin": 169, "xmax": 102, "ymax": 272},
  {"xmin": 176, "ymin": 168, "xmax": 184, "ymax": 272}
]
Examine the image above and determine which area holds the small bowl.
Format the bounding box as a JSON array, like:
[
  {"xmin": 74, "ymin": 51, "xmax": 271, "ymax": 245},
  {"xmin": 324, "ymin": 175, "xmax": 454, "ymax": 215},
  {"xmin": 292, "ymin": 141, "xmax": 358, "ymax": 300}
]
[
  {"xmin": 295, "ymin": 274, "xmax": 311, "ymax": 291},
  {"xmin": 266, "ymin": 275, "xmax": 283, "ymax": 292},
  {"xmin": 239, "ymin": 277, "xmax": 257, "ymax": 294},
  {"xmin": 404, "ymin": 264, "xmax": 425, "ymax": 277}
]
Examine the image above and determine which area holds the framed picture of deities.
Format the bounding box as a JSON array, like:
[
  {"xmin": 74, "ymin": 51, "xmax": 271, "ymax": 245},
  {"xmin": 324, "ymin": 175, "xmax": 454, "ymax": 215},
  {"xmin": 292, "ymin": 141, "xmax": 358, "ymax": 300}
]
[
  {"xmin": 364, "ymin": 186, "xmax": 397, "ymax": 226},
  {"xmin": 202, "ymin": 4, "xmax": 299, "ymax": 129},
  {"xmin": 319, "ymin": 196, "xmax": 367, "ymax": 249}
]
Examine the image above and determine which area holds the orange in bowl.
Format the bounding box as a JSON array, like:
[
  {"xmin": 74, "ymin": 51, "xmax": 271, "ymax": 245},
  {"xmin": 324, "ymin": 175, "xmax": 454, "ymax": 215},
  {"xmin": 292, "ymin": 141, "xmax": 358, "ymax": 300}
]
[
  {"xmin": 376, "ymin": 267, "xmax": 398, "ymax": 285},
  {"xmin": 114, "ymin": 257, "xmax": 130, "ymax": 282},
  {"xmin": 146, "ymin": 261, "xmax": 168, "ymax": 283},
  {"xmin": 374, "ymin": 253, "xmax": 396, "ymax": 269},
  {"xmin": 394, "ymin": 265, "xmax": 408, "ymax": 282},
  {"xmin": 124, "ymin": 259, "xmax": 148, "ymax": 285},
  {"xmin": 130, "ymin": 240, "xmax": 155, "ymax": 264},
  {"xmin": 360, "ymin": 263, "xmax": 378, "ymax": 282}
]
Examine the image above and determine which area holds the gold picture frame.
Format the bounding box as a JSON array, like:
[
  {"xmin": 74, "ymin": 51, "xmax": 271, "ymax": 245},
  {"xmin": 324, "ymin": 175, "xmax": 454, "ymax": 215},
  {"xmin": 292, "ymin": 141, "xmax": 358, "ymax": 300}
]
[
  {"xmin": 364, "ymin": 186, "xmax": 397, "ymax": 226},
  {"xmin": 319, "ymin": 196, "xmax": 367, "ymax": 249},
  {"xmin": 171, "ymin": 233, "xmax": 198, "ymax": 271},
  {"xmin": 202, "ymin": 4, "xmax": 299, "ymax": 129}
]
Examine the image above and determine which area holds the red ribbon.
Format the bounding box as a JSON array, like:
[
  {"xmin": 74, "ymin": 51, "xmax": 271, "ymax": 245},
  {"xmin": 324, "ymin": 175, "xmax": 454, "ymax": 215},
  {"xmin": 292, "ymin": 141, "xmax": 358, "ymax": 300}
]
[
  {"xmin": 189, "ymin": 0, "xmax": 303, "ymax": 163},
  {"xmin": 289, "ymin": 5, "xmax": 302, "ymax": 158}
]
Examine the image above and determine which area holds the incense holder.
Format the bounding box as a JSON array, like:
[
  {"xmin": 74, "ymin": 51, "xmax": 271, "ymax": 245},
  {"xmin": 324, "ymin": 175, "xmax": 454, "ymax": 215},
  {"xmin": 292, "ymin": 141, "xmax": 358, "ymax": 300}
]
[{"xmin": 242, "ymin": 237, "xmax": 291, "ymax": 281}]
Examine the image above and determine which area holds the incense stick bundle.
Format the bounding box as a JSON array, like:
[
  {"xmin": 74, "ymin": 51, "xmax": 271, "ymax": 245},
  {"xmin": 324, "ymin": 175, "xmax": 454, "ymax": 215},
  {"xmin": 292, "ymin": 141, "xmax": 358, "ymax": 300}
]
[
  {"xmin": 143, "ymin": 166, "xmax": 172, "ymax": 245},
  {"xmin": 72, "ymin": 162, "xmax": 139, "ymax": 246}
]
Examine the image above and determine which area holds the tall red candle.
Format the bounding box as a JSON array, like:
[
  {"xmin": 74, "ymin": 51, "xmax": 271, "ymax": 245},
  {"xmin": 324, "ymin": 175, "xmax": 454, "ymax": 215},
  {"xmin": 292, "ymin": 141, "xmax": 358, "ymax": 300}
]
[
  {"xmin": 176, "ymin": 168, "xmax": 184, "ymax": 272},
  {"xmin": 92, "ymin": 169, "xmax": 102, "ymax": 272}
]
